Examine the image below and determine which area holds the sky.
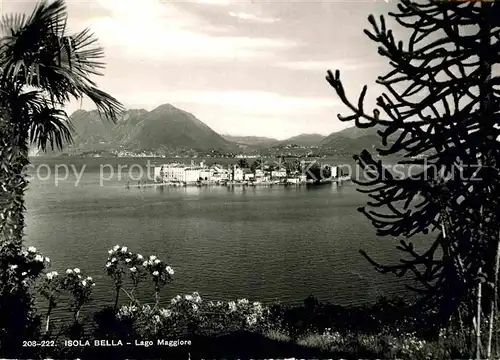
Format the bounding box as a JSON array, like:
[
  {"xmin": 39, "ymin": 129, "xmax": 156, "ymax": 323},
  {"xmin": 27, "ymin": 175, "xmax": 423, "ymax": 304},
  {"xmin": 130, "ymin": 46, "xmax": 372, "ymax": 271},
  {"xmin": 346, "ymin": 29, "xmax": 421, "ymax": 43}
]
[{"xmin": 1, "ymin": 0, "xmax": 400, "ymax": 140}]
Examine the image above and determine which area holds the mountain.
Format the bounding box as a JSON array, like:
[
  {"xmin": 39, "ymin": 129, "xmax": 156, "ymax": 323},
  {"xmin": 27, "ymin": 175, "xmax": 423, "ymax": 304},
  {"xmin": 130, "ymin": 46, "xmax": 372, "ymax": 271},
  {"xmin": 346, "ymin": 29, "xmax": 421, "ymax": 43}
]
[
  {"xmin": 62, "ymin": 104, "xmax": 237, "ymax": 154},
  {"xmin": 129, "ymin": 104, "xmax": 234, "ymax": 150},
  {"xmin": 222, "ymin": 135, "xmax": 279, "ymax": 148},
  {"xmin": 319, "ymin": 125, "xmax": 403, "ymax": 155},
  {"xmin": 320, "ymin": 134, "xmax": 382, "ymax": 154},
  {"xmin": 279, "ymin": 133, "xmax": 325, "ymax": 147}
]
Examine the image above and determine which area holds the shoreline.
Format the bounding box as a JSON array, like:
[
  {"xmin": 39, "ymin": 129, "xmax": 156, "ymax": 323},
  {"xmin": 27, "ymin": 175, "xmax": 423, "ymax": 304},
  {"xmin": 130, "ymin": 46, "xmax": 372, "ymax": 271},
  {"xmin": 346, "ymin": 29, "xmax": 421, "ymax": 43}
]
[{"xmin": 128, "ymin": 177, "xmax": 352, "ymax": 188}]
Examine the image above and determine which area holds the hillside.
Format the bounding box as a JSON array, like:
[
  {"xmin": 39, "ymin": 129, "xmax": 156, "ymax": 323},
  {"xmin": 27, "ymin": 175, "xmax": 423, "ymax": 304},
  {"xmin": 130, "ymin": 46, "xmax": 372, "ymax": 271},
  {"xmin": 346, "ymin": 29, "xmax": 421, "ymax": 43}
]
[
  {"xmin": 129, "ymin": 104, "xmax": 234, "ymax": 151},
  {"xmin": 222, "ymin": 135, "xmax": 279, "ymax": 148},
  {"xmin": 320, "ymin": 134, "xmax": 382, "ymax": 155},
  {"xmin": 54, "ymin": 104, "xmax": 238, "ymax": 154},
  {"xmin": 279, "ymin": 133, "xmax": 325, "ymax": 147},
  {"xmin": 320, "ymin": 126, "xmax": 406, "ymax": 155}
]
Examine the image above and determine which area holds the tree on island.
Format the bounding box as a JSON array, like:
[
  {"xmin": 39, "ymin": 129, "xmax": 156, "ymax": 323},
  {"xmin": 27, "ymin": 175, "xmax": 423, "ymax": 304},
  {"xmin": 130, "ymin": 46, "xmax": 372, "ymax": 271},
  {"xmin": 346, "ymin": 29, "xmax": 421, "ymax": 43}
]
[
  {"xmin": 237, "ymin": 158, "xmax": 249, "ymax": 168},
  {"xmin": 0, "ymin": 0, "xmax": 123, "ymax": 353},
  {"xmin": 251, "ymin": 158, "xmax": 263, "ymax": 173},
  {"xmin": 327, "ymin": 1, "xmax": 500, "ymax": 357}
]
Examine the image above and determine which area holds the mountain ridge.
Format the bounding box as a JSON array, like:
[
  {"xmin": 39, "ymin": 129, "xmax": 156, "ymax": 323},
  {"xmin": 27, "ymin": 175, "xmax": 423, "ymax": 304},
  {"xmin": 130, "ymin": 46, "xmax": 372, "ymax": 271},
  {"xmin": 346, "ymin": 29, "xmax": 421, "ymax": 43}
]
[
  {"xmin": 65, "ymin": 104, "xmax": 237, "ymax": 154},
  {"xmin": 37, "ymin": 104, "xmax": 398, "ymax": 156}
]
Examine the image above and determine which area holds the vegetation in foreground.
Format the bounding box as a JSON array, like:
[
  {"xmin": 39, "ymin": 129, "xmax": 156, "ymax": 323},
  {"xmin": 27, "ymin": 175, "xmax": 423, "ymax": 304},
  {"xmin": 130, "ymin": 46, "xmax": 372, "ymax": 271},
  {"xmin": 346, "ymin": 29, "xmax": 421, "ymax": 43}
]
[
  {"xmin": 2, "ymin": 0, "xmax": 500, "ymax": 359},
  {"xmin": 0, "ymin": 244, "xmax": 473, "ymax": 359}
]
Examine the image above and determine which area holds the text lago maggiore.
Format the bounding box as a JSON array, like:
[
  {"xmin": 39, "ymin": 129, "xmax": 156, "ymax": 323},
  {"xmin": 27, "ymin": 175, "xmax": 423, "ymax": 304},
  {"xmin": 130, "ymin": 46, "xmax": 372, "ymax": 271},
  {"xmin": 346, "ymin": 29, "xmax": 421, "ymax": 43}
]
[{"xmin": 65, "ymin": 339, "xmax": 192, "ymax": 347}]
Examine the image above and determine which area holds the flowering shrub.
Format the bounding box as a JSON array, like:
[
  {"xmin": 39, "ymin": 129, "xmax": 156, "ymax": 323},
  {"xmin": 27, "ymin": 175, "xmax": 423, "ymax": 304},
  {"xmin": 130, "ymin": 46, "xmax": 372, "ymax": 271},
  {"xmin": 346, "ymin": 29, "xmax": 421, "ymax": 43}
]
[
  {"xmin": 61, "ymin": 268, "xmax": 95, "ymax": 321},
  {"xmin": 0, "ymin": 243, "xmax": 49, "ymax": 354},
  {"xmin": 106, "ymin": 245, "xmax": 147, "ymax": 309},
  {"xmin": 143, "ymin": 255, "xmax": 174, "ymax": 305},
  {"xmin": 38, "ymin": 271, "xmax": 61, "ymax": 333},
  {"xmin": 4, "ymin": 246, "xmax": 51, "ymax": 287},
  {"xmin": 105, "ymin": 245, "xmax": 174, "ymax": 308},
  {"xmin": 113, "ymin": 292, "xmax": 273, "ymax": 339},
  {"xmin": 399, "ymin": 332, "xmax": 426, "ymax": 357}
]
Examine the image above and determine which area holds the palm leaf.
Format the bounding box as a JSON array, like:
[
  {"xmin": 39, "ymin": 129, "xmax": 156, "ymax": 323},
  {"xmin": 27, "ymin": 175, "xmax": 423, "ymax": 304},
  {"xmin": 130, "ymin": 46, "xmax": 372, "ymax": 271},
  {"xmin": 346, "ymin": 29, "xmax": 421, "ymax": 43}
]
[
  {"xmin": 0, "ymin": 0, "xmax": 124, "ymax": 125},
  {"xmin": 29, "ymin": 106, "xmax": 73, "ymax": 152}
]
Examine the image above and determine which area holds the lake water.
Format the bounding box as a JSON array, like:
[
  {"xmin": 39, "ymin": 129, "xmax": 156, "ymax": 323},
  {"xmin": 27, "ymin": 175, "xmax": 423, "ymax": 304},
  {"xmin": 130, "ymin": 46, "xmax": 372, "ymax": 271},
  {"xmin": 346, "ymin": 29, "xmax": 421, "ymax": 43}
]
[{"xmin": 24, "ymin": 157, "xmax": 428, "ymax": 318}]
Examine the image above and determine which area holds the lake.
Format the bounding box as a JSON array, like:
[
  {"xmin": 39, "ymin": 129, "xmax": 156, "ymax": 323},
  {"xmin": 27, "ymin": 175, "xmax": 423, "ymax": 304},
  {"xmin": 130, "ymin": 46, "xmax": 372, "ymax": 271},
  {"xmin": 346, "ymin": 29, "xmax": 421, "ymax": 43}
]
[{"xmin": 24, "ymin": 157, "xmax": 428, "ymax": 319}]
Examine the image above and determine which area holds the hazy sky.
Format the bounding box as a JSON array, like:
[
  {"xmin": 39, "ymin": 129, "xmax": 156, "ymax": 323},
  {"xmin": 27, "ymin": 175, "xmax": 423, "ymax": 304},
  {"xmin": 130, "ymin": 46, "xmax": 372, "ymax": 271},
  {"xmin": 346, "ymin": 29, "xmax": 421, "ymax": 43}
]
[{"xmin": 2, "ymin": 0, "xmax": 399, "ymax": 140}]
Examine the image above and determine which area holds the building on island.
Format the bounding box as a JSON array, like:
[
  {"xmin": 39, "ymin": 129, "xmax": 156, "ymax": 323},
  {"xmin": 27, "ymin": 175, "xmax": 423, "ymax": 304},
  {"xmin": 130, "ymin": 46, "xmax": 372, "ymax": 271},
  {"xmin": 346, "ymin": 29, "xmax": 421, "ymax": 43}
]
[
  {"xmin": 154, "ymin": 162, "xmax": 339, "ymax": 185},
  {"xmin": 243, "ymin": 168, "xmax": 254, "ymax": 181},
  {"xmin": 271, "ymin": 168, "xmax": 287, "ymax": 180},
  {"xmin": 231, "ymin": 165, "xmax": 244, "ymax": 182}
]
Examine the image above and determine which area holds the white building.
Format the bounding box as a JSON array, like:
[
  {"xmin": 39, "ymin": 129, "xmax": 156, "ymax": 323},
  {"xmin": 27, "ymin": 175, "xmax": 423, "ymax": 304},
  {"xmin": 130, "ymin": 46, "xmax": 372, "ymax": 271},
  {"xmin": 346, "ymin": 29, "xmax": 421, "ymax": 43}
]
[
  {"xmin": 255, "ymin": 169, "xmax": 265, "ymax": 178},
  {"xmin": 211, "ymin": 165, "xmax": 229, "ymax": 182},
  {"xmin": 331, "ymin": 166, "xmax": 338, "ymax": 178},
  {"xmin": 243, "ymin": 169, "xmax": 254, "ymax": 181},
  {"xmin": 271, "ymin": 168, "xmax": 287, "ymax": 179},
  {"xmin": 232, "ymin": 165, "xmax": 244, "ymax": 182},
  {"xmin": 185, "ymin": 167, "xmax": 202, "ymax": 183},
  {"xmin": 287, "ymin": 175, "xmax": 307, "ymax": 184},
  {"xmin": 155, "ymin": 164, "xmax": 188, "ymax": 182},
  {"xmin": 199, "ymin": 169, "xmax": 212, "ymax": 181}
]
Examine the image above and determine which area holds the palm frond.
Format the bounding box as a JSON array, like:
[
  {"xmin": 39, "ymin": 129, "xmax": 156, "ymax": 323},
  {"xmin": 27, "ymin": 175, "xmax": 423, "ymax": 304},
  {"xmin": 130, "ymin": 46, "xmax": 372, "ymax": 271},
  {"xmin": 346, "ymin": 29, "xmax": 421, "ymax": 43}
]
[
  {"xmin": 29, "ymin": 106, "xmax": 73, "ymax": 152},
  {"xmin": 7, "ymin": 89, "xmax": 73, "ymax": 151},
  {"xmin": 0, "ymin": 0, "xmax": 124, "ymax": 123},
  {"xmin": 0, "ymin": 0, "xmax": 67, "ymax": 79}
]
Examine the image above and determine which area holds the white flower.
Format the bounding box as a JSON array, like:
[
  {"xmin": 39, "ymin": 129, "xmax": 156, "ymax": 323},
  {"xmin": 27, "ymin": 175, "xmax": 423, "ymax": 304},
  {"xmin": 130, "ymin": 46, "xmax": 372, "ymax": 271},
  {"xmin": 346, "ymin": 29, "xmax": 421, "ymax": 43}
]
[
  {"xmin": 108, "ymin": 249, "xmax": 113, "ymax": 255},
  {"xmin": 153, "ymin": 315, "xmax": 161, "ymax": 324},
  {"xmin": 137, "ymin": 254, "xmax": 143, "ymax": 260},
  {"xmin": 130, "ymin": 267, "xmax": 137, "ymax": 273},
  {"xmin": 237, "ymin": 299, "xmax": 249, "ymax": 305},
  {"xmin": 154, "ymin": 259, "xmax": 161, "ymax": 264},
  {"xmin": 82, "ymin": 280, "xmax": 87, "ymax": 286},
  {"xmin": 185, "ymin": 294, "xmax": 193, "ymax": 301},
  {"xmin": 152, "ymin": 271, "xmax": 159, "ymax": 276},
  {"xmin": 113, "ymin": 245, "xmax": 120, "ymax": 251},
  {"xmin": 171, "ymin": 295, "xmax": 182, "ymax": 305},
  {"xmin": 28, "ymin": 246, "xmax": 37, "ymax": 253},
  {"xmin": 142, "ymin": 261, "xmax": 148, "ymax": 267},
  {"xmin": 111, "ymin": 258, "xmax": 117, "ymax": 263},
  {"xmin": 160, "ymin": 309, "xmax": 172, "ymax": 318},
  {"xmin": 92, "ymin": 283, "xmax": 95, "ymax": 286},
  {"xmin": 149, "ymin": 255, "xmax": 157, "ymax": 261},
  {"xmin": 10, "ymin": 264, "xmax": 18, "ymax": 270},
  {"xmin": 106, "ymin": 262, "xmax": 112, "ymax": 268},
  {"xmin": 86, "ymin": 276, "xmax": 92, "ymax": 281},
  {"xmin": 121, "ymin": 246, "xmax": 128, "ymax": 253},
  {"xmin": 74, "ymin": 268, "xmax": 80, "ymax": 274},
  {"xmin": 192, "ymin": 304, "xmax": 199, "ymax": 312},
  {"xmin": 192, "ymin": 292, "xmax": 202, "ymax": 303},
  {"xmin": 228, "ymin": 301, "xmax": 236, "ymax": 312},
  {"xmin": 34, "ymin": 254, "xmax": 44, "ymax": 262},
  {"xmin": 246, "ymin": 315, "xmax": 257, "ymax": 326},
  {"xmin": 125, "ymin": 258, "xmax": 131, "ymax": 263},
  {"xmin": 166, "ymin": 266, "xmax": 174, "ymax": 275},
  {"xmin": 45, "ymin": 257, "xmax": 50, "ymax": 263},
  {"xmin": 21, "ymin": 271, "xmax": 27, "ymax": 276},
  {"xmin": 46, "ymin": 271, "xmax": 58, "ymax": 280},
  {"xmin": 66, "ymin": 269, "xmax": 73, "ymax": 274}
]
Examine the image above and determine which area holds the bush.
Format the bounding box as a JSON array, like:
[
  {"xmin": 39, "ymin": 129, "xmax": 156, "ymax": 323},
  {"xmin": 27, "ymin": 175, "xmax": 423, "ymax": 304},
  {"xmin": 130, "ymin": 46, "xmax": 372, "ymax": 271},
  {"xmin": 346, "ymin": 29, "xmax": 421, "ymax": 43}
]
[{"xmin": 0, "ymin": 242, "xmax": 473, "ymax": 359}]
